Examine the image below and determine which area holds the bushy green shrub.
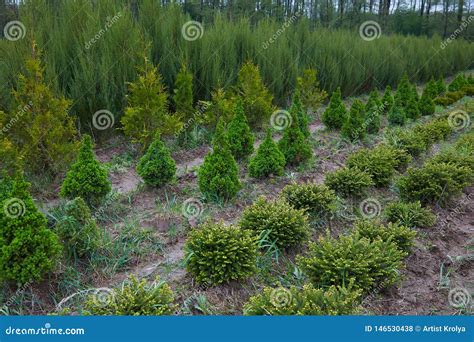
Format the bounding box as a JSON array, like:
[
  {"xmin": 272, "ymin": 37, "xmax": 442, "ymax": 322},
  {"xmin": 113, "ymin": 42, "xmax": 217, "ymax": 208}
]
[
  {"xmin": 397, "ymin": 162, "xmax": 473, "ymax": 205},
  {"xmin": 454, "ymin": 133, "xmax": 474, "ymax": 154},
  {"xmin": 239, "ymin": 196, "xmax": 309, "ymax": 249},
  {"xmin": 172, "ymin": 63, "xmax": 194, "ymax": 123},
  {"xmin": 381, "ymin": 86, "xmax": 394, "ymax": 114},
  {"xmin": 413, "ymin": 118, "xmax": 452, "ymax": 147},
  {"xmin": 84, "ymin": 276, "xmax": 176, "ymax": 315},
  {"xmin": 404, "ymin": 86, "xmax": 420, "ymax": 120},
  {"xmin": 384, "ymin": 201, "xmax": 436, "ymax": 229},
  {"xmin": 448, "ymin": 74, "xmax": 468, "ymax": 92},
  {"xmin": 419, "ymin": 89, "xmax": 435, "ymax": 116},
  {"xmin": 435, "ymin": 91, "xmax": 465, "ymax": 106},
  {"xmin": 324, "ymin": 167, "xmax": 374, "ymax": 198},
  {"xmin": 198, "ymin": 120, "xmax": 241, "ymax": 201},
  {"xmin": 136, "ymin": 133, "xmax": 176, "ymax": 187},
  {"xmin": 388, "ymin": 99, "xmax": 407, "ymax": 126},
  {"xmin": 460, "ymin": 85, "xmax": 474, "ymax": 96},
  {"xmin": 394, "ymin": 74, "xmax": 412, "ymax": 107},
  {"xmin": 424, "ymin": 78, "xmax": 440, "ymax": 99},
  {"xmin": 227, "ymin": 100, "xmax": 255, "ymax": 160},
  {"xmin": 60, "ymin": 135, "xmax": 111, "ymax": 206},
  {"xmin": 295, "ymin": 68, "xmax": 327, "ymax": 113},
  {"xmin": 428, "ymin": 150, "xmax": 474, "ymax": 172},
  {"xmin": 248, "ymin": 129, "xmax": 285, "ymax": 178},
  {"xmin": 322, "ymin": 88, "xmax": 346, "ymax": 130},
  {"xmin": 354, "ymin": 220, "xmax": 416, "ymax": 253},
  {"xmin": 435, "ymin": 77, "xmax": 447, "ymax": 95},
  {"xmin": 293, "ymin": 93, "xmax": 311, "ymax": 138},
  {"xmin": 365, "ymin": 90, "xmax": 382, "ymax": 134},
  {"xmin": 385, "ymin": 128, "xmax": 427, "ymax": 157},
  {"xmin": 342, "ymin": 100, "xmax": 366, "ymax": 141},
  {"xmin": 281, "ymin": 183, "xmax": 337, "ymax": 220},
  {"xmin": 297, "ymin": 233, "xmax": 405, "ymax": 292},
  {"xmin": 243, "ymin": 283, "xmax": 361, "ymax": 315},
  {"xmin": 0, "ymin": 174, "xmax": 62, "ymax": 284},
  {"xmin": 54, "ymin": 197, "xmax": 101, "ymax": 258},
  {"xmin": 184, "ymin": 221, "xmax": 257, "ymax": 285}
]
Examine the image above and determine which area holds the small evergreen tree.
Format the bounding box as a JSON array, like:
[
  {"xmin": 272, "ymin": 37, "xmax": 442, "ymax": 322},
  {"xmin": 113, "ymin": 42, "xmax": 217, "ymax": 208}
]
[
  {"xmin": 322, "ymin": 87, "xmax": 346, "ymax": 130},
  {"xmin": 121, "ymin": 55, "xmax": 182, "ymax": 150},
  {"xmin": 227, "ymin": 100, "xmax": 254, "ymax": 160},
  {"xmin": 388, "ymin": 98, "xmax": 407, "ymax": 126},
  {"xmin": 435, "ymin": 77, "xmax": 446, "ymax": 95},
  {"xmin": 235, "ymin": 61, "xmax": 275, "ymax": 128},
  {"xmin": 381, "ymin": 86, "xmax": 394, "ymax": 114},
  {"xmin": 0, "ymin": 173, "xmax": 62, "ymax": 284},
  {"xmin": 405, "ymin": 87, "xmax": 420, "ymax": 120},
  {"xmin": 172, "ymin": 63, "xmax": 194, "ymax": 123},
  {"xmin": 365, "ymin": 90, "xmax": 382, "ymax": 134},
  {"xmin": 136, "ymin": 133, "xmax": 176, "ymax": 187},
  {"xmin": 395, "ymin": 73, "xmax": 412, "ymax": 108},
  {"xmin": 198, "ymin": 119, "xmax": 241, "ymax": 201},
  {"xmin": 293, "ymin": 92, "xmax": 311, "ymax": 138},
  {"xmin": 424, "ymin": 77, "xmax": 439, "ymax": 99},
  {"xmin": 342, "ymin": 100, "xmax": 366, "ymax": 141},
  {"xmin": 203, "ymin": 88, "xmax": 235, "ymax": 128},
  {"xmin": 278, "ymin": 100, "xmax": 312, "ymax": 166},
  {"xmin": 60, "ymin": 135, "xmax": 111, "ymax": 206},
  {"xmin": 248, "ymin": 129, "xmax": 286, "ymax": 178},
  {"xmin": 295, "ymin": 68, "xmax": 327, "ymax": 113},
  {"xmin": 448, "ymin": 74, "xmax": 468, "ymax": 92},
  {"xmin": 419, "ymin": 88, "xmax": 435, "ymax": 116}
]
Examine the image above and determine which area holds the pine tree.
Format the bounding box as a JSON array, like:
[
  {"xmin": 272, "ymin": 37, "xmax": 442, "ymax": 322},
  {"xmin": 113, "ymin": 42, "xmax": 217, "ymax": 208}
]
[
  {"xmin": 136, "ymin": 133, "xmax": 176, "ymax": 187},
  {"xmin": 424, "ymin": 77, "xmax": 439, "ymax": 99},
  {"xmin": 235, "ymin": 61, "xmax": 275, "ymax": 128},
  {"xmin": 0, "ymin": 43, "xmax": 78, "ymax": 174},
  {"xmin": 342, "ymin": 100, "xmax": 366, "ymax": 141},
  {"xmin": 381, "ymin": 85, "xmax": 394, "ymax": 114},
  {"xmin": 405, "ymin": 87, "xmax": 420, "ymax": 120},
  {"xmin": 198, "ymin": 119, "xmax": 241, "ymax": 201},
  {"xmin": 436, "ymin": 77, "xmax": 446, "ymax": 95},
  {"xmin": 395, "ymin": 74, "xmax": 412, "ymax": 108},
  {"xmin": 365, "ymin": 90, "xmax": 382, "ymax": 134},
  {"xmin": 278, "ymin": 101, "xmax": 312, "ymax": 166},
  {"xmin": 121, "ymin": 56, "xmax": 182, "ymax": 150},
  {"xmin": 322, "ymin": 87, "xmax": 346, "ymax": 130},
  {"xmin": 295, "ymin": 68, "xmax": 327, "ymax": 113},
  {"xmin": 172, "ymin": 63, "xmax": 194, "ymax": 124},
  {"xmin": 419, "ymin": 88, "xmax": 436, "ymax": 116},
  {"xmin": 0, "ymin": 173, "xmax": 62, "ymax": 284},
  {"xmin": 227, "ymin": 100, "xmax": 254, "ymax": 160},
  {"xmin": 60, "ymin": 135, "xmax": 111, "ymax": 206},
  {"xmin": 388, "ymin": 98, "xmax": 407, "ymax": 126},
  {"xmin": 248, "ymin": 129, "xmax": 286, "ymax": 178},
  {"xmin": 0, "ymin": 138, "xmax": 21, "ymax": 177},
  {"xmin": 293, "ymin": 92, "xmax": 311, "ymax": 137}
]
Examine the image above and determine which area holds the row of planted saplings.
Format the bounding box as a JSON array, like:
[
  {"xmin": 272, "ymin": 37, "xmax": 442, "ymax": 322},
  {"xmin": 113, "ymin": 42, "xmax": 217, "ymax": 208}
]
[{"xmin": 81, "ymin": 110, "xmax": 474, "ymax": 316}]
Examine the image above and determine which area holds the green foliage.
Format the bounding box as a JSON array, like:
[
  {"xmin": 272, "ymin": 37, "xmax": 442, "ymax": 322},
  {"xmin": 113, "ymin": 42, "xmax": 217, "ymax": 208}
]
[
  {"xmin": 121, "ymin": 56, "xmax": 181, "ymax": 149},
  {"xmin": 202, "ymin": 88, "xmax": 235, "ymax": 127},
  {"xmin": 198, "ymin": 119, "xmax": 241, "ymax": 201},
  {"xmin": 385, "ymin": 127, "xmax": 426, "ymax": 157},
  {"xmin": 136, "ymin": 133, "xmax": 176, "ymax": 187},
  {"xmin": 172, "ymin": 63, "xmax": 194, "ymax": 124},
  {"xmin": 322, "ymin": 88, "xmax": 346, "ymax": 130},
  {"xmin": 365, "ymin": 90, "xmax": 382, "ymax": 134},
  {"xmin": 297, "ymin": 233, "xmax": 405, "ymax": 292},
  {"xmin": 295, "ymin": 68, "xmax": 327, "ymax": 113},
  {"xmin": 0, "ymin": 174, "xmax": 61, "ymax": 285},
  {"xmin": 387, "ymin": 99, "xmax": 407, "ymax": 126},
  {"xmin": 0, "ymin": 46, "xmax": 78, "ymax": 174},
  {"xmin": 243, "ymin": 284, "xmax": 361, "ymax": 315},
  {"xmin": 324, "ymin": 167, "xmax": 374, "ymax": 198},
  {"xmin": 454, "ymin": 132, "xmax": 474, "ymax": 154},
  {"xmin": 448, "ymin": 74, "xmax": 468, "ymax": 92},
  {"xmin": 60, "ymin": 135, "xmax": 111, "ymax": 206},
  {"xmin": 277, "ymin": 102, "xmax": 312, "ymax": 166},
  {"xmin": 435, "ymin": 77, "xmax": 446, "ymax": 95},
  {"xmin": 354, "ymin": 220, "xmax": 416, "ymax": 253},
  {"xmin": 227, "ymin": 100, "xmax": 254, "ymax": 160},
  {"xmin": 235, "ymin": 61, "xmax": 274, "ymax": 128},
  {"xmin": 84, "ymin": 276, "xmax": 176, "ymax": 315},
  {"xmin": 384, "ymin": 201, "xmax": 436, "ymax": 229},
  {"xmin": 248, "ymin": 129, "xmax": 285, "ymax": 178},
  {"xmin": 419, "ymin": 89, "xmax": 435, "ymax": 116},
  {"xmin": 404, "ymin": 87, "xmax": 420, "ymax": 120},
  {"xmin": 0, "ymin": 138, "xmax": 21, "ymax": 176},
  {"xmin": 184, "ymin": 221, "xmax": 257, "ymax": 285},
  {"xmin": 281, "ymin": 183, "xmax": 337, "ymax": 220},
  {"xmin": 53, "ymin": 197, "xmax": 101, "ymax": 259},
  {"xmin": 395, "ymin": 74, "xmax": 412, "ymax": 108},
  {"xmin": 424, "ymin": 78, "xmax": 440, "ymax": 99},
  {"xmin": 239, "ymin": 196, "xmax": 309, "ymax": 249},
  {"xmin": 397, "ymin": 162, "xmax": 473, "ymax": 205},
  {"xmin": 435, "ymin": 91, "xmax": 465, "ymax": 106},
  {"xmin": 428, "ymin": 150, "xmax": 474, "ymax": 172},
  {"xmin": 413, "ymin": 118, "xmax": 452, "ymax": 148},
  {"xmin": 293, "ymin": 93, "xmax": 311, "ymax": 138},
  {"xmin": 381, "ymin": 86, "xmax": 394, "ymax": 114},
  {"xmin": 341, "ymin": 100, "xmax": 366, "ymax": 141}
]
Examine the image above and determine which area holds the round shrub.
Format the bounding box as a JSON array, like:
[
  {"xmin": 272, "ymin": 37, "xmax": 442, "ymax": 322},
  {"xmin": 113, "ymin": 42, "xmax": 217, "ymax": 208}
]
[
  {"xmin": 60, "ymin": 135, "xmax": 111, "ymax": 206},
  {"xmin": 136, "ymin": 133, "xmax": 176, "ymax": 187},
  {"xmin": 427, "ymin": 150, "xmax": 474, "ymax": 173},
  {"xmin": 385, "ymin": 128, "xmax": 427, "ymax": 157},
  {"xmin": 281, "ymin": 182, "xmax": 336, "ymax": 220},
  {"xmin": 84, "ymin": 276, "xmax": 176, "ymax": 315},
  {"xmin": 239, "ymin": 196, "xmax": 309, "ymax": 249},
  {"xmin": 243, "ymin": 284, "xmax": 362, "ymax": 315},
  {"xmin": 354, "ymin": 220, "xmax": 416, "ymax": 253},
  {"xmin": 384, "ymin": 201, "xmax": 436, "ymax": 229},
  {"xmin": 248, "ymin": 129, "xmax": 285, "ymax": 178},
  {"xmin": 184, "ymin": 221, "xmax": 258, "ymax": 285},
  {"xmin": 297, "ymin": 233, "xmax": 405, "ymax": 292},
  {"xmin": 454, "ymin": 133, "xmax": 474, "ymax": 154},
  {"xmin": 53, "ymin": 197, "xmax": 101, "ymax": 258},
  {"xmin": 413, "ymin": 118, "xmax": 452, "ymax": 148},
  {"xmin": 324, "ymin": 167, "xmax": 374, "ymax": 198}
]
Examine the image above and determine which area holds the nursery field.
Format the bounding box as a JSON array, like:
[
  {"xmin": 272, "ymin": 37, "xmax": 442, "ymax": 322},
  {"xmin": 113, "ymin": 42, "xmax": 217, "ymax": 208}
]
[{"xmin": 0, "ymin": 0, "xmax": 473, "ymax": 318}]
